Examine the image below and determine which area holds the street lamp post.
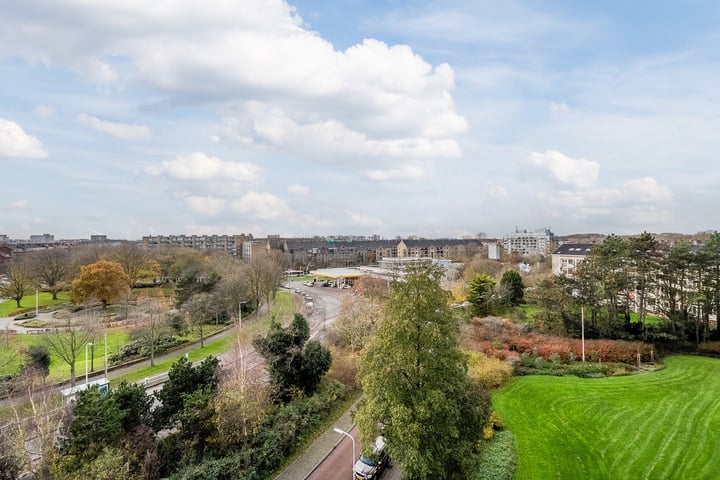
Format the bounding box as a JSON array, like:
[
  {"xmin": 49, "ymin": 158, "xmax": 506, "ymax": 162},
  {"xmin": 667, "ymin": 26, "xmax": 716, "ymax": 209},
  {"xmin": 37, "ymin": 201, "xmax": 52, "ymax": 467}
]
[
  {"xmin": 333, "ymin": 427, "xmax": 355, "ymax": 480},
  {"xmin": 85, "ymin": 342, "xmax": 93, "ymax": 386}
]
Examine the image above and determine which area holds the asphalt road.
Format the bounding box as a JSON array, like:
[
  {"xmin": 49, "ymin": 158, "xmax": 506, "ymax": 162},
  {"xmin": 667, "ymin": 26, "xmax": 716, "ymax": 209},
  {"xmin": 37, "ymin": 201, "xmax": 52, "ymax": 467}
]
[{"xmin": 308, "ymin": 424, "xmax": 403, "ymax": 480}]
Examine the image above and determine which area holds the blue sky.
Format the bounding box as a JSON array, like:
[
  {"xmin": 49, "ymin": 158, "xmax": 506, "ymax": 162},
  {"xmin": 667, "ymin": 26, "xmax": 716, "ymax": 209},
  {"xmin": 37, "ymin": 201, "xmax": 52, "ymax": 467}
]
[{"xmin": 1, "ymin": 0, "xmax": 719, "ymax": 240}]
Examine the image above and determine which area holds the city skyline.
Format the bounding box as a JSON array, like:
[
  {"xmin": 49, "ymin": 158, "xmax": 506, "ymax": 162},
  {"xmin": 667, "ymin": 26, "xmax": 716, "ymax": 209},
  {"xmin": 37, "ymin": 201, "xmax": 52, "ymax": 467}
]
[{"xmin": 2, "ymin": 1, "xmax": 719, "ymax": 240}]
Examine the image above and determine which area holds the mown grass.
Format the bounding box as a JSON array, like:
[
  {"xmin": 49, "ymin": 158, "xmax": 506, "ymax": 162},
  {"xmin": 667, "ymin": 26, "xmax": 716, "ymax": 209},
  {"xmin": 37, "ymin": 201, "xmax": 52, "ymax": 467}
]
[
  {"xmin": 492, "ymin": 356, "xmax": 720, "ymax": 479},
  {"xmin": 0, "ymin": 291, "xmax": 71, "ymax": 317},
  {"xmin": 0, "ymin": 329, "xmax": 129, "ymax": 380}
]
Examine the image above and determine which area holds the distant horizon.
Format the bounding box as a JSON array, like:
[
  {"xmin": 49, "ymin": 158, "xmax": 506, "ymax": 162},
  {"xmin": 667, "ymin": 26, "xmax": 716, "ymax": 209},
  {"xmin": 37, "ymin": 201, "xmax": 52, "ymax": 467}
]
[{"xmin": 2, "ymin": 229, "xmax": 716, "ymax": 243}]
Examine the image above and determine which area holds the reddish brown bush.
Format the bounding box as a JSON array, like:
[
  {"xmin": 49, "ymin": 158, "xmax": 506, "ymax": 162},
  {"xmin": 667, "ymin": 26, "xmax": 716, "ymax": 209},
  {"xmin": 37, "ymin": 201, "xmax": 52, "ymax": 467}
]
[{"xmin": 465, "ymin": 317, "xmax": 654, "ymax": 364}]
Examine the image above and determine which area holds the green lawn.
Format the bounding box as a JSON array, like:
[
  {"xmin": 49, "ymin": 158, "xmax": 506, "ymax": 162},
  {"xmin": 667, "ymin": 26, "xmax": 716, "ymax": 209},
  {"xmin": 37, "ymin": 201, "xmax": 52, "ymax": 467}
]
[
  {"xmin": 1, "ymin": 330, "xmax": 129, "ymax": 380},
  {"xmin": 0, "ymin": 291, "xmax": 71, "ymax": 317},
  {"xmin": 492, "ymin": 356, "xmax": 720, "ymax": 479}
]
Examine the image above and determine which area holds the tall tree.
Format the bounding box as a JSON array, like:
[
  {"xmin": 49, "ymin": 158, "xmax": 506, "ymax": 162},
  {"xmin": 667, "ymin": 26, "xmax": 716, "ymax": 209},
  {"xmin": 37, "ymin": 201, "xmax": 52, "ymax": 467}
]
[
  {"xmin": 153, "ymin": 356, "xmax": 220, "ymax": 430},
  {"xmin": 467, "ymin": 273, "xmax": 496, "ymax": 317},
  {"xmin": 135, "ymin": 295, "xmax": 170, "ymax": 366},
  {"xmin": 70, "ymin": 260, "xmax": 131, "ymax": 308},
  {"xmin": 112, "ymin": 242, "xmax": 149, "ymax": 287},
  {"xmin": 627, "ymin": 232, "xmax": 659, "ymax": 332},
  {"xmin": 590, "ymin": 235, "xmax": 630, "ymax": 326},
  {"xmin": 246, "ymin": 253, "xmax": 283, "ymax": 310},
  {"xmin": 43, "ymin": 315, "xmax": 96, "ymax": 387},
  {"xmin": 28, "ymin": 248, "xmax": 70, "ymax": 300},
  {"xmin": 702, "ymin": 233, "xmax": 720, "ymax": 339},
  {"xmin": 253, "ymin": 313, "xmax": 331, "ymax": 401},
  {"xmin": 356, "ymin": 263, "xmax": 490, "ymax": 479},
  {"xmin": 1, "ymin": 263, "xmax": 35, "ymax": 308},
  {"xmin": 499, "ymin": 269, "xmax": 525, "ymax": 306},
  {"xmin": 657, "ymin": 241, "xmax": 693, "ymax": 337}
]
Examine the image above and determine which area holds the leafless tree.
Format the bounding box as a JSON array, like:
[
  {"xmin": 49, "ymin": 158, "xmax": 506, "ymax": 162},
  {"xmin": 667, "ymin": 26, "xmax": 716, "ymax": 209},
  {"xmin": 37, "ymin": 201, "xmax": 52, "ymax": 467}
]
[
  {"xmin": 27, "ymin": 248, "xmax": 71, "ymax": 300},
  {"xmin": 134, "ymin": 295, "xmax": 171, "ymax": 366},
  {"xmin": 1, "ymin": 262, "xmax": 36, "ymax": 309},
  {"xmin": 112, "ymin": 242, "xmax": 149, "ymax": 287},
  {"xmin": 42, "ymin": 313, "xmax": 97, "ymax": 387}
]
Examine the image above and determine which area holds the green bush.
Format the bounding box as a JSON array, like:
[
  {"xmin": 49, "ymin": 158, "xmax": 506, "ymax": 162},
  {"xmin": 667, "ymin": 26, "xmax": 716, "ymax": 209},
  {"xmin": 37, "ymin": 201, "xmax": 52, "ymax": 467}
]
[
  {"xmin": 514, "ymin": 361, "xmax": 629, "ymax": 378},
  {"xmin": 109, "ymin": 336, "xmax": 185, "ymax": 364},
  {"xmin": 168, "ymin": 380, "xmax": 349, "ymax": 480},
  {"xmin": 474, "ymin": 430, "xmax": 517, "ymax": 480},
  {"xmin": 14, "ymin": 312, "xmax": 36, "ymax": 320}
]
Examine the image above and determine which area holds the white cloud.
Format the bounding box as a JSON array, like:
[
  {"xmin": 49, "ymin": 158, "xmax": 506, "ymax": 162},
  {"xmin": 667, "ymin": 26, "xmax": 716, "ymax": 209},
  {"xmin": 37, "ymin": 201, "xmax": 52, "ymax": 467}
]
[
  {"xmin": 527, "ymin": 150, "xmax": 599, "ymax": 189},
  {"xmin": 231, "ymin": 192, "xmax": 293, "ymax": 220},
  {"xmin": 247, "ymin": 105, "xmax": 461, "ymax": 160},
  {"xmin": 0, "ymin": 119, "xmax": 48, "ymax": 159},
  {"xmin": 287, "ymin": 184, "xmax": 309, "ymax": 196},
  {"xmin": 78, "ymin": 114, "xmax": 150, "ymax": 140},
  {"xmin": 622, "ymin": 177, "xmax": 673, "ymax": 203},
  {"xmin": 0, "ymin": 1, "xmax": 465, "ymax": 161},
  {"xmin": 144, "ymin": 152, "xmax": 262, "ymax": 183},
  {"xmin": 182, "ymin": 194, "xmax": 226, "ymax": 216},
  {"xmin": 11, "ymin": 199, "xmax": 29, "ymax": 208}
]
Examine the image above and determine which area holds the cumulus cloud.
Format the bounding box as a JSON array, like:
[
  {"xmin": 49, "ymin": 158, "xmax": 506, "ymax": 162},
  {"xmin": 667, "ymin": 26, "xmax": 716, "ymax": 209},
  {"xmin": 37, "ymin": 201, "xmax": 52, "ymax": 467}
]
[
  {"xmin": 0, "ymin": 119, "xmax": 48, "ymax": 159},
  {"xmin": 78, "ymin": 113, "xmax": 151, "ymax": 140},
  {"xmin": 287, "ymin": 184, "xmax": 309, "ymax": 195},
  {"xmin": 144, "ymin": 152, "xmax": 262, "ymax": 183},
  {"xmin": 246, "ymin": 105, "xmax": 461, "ymax": 160},
  {"xmin": 0, "ymin": 1, "xmax": 465, "ymax": 162},
  {"xmin": 231, "ymin": 192, "xmax": 293, "ymax": 220},
  {"xmin": 11, "ymin": 199, "xmax": 29, "ymax": 208},
  {"xmin": 528, "ymin": 150, "xmax": 599, "ymax": 188}
]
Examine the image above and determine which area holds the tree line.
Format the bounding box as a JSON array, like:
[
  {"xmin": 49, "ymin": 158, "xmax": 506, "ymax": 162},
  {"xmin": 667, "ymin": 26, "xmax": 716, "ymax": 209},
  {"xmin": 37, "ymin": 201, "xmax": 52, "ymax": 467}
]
[{"xmin": 529, "ymin": 232, "xmax": 720, "ymax": 346}]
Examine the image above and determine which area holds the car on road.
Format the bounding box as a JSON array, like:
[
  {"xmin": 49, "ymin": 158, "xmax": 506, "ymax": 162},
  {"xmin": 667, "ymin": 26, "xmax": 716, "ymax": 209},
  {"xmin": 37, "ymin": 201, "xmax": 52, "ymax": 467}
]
[{"xmin": 353, "ymin": 435, "xmax": 389, "ymax": 480}]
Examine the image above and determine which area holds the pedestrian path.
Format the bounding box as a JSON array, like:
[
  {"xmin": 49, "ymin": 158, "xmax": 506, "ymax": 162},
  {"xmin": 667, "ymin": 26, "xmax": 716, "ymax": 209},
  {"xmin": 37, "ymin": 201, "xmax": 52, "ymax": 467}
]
[{"xmin": 275, "ymin": 406, "xmax": 356, "ymax": 480}]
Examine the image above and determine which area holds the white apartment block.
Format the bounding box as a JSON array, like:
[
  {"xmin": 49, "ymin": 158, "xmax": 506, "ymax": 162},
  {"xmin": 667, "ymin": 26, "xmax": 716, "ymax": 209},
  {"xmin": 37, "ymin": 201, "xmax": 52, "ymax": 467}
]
[{"xmin": 502, "ymin": 228, "xmax": 554, "ymax": 255}]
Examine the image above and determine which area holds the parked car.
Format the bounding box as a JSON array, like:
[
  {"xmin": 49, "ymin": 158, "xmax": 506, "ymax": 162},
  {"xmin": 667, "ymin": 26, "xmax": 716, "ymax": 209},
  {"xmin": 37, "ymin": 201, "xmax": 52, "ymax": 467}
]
[{"xmin": 353, "ymin": 435, "xmax": 389, "ymax": 479}]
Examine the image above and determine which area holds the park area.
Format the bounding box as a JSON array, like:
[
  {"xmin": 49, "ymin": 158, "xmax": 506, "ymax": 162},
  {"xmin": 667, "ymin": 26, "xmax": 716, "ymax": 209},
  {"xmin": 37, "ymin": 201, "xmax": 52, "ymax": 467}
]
[{"xmin": 492, "ymin": 356, "xmax": 720, "ymax": 479}]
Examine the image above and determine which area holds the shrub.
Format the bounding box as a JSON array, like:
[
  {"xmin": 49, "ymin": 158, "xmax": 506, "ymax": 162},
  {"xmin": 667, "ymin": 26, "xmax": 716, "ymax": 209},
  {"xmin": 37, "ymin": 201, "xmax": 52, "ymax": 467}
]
[
  {"xmin": 474, "ymin": 430, "xmax": 517, "ymax": 480},
  {"xmin": 466, "ymin": 351, "xmax": 513, "ymax": 390}
]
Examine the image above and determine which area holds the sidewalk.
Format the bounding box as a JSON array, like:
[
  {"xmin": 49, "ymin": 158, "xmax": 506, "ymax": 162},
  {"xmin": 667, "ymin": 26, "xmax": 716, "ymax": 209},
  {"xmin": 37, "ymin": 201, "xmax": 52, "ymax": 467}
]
[{"xmin": 275, "ymin": 407, "xmax": 356, "ymax": 480}]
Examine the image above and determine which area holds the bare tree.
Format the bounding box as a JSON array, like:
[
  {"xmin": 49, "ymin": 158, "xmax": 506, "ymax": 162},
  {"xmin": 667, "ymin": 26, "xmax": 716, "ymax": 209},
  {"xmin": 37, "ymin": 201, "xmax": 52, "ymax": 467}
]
[
  {"xmin": 112, "ymin": 242, "xmax": 149, "ymax": 287},
  {"xmin": 1, "ymin": 262, "xmax": 35, "ymax": 309},
  {"xmin": 332, "ymin": 295, "xmax": 384, "ymax": 351},
  {"xmin": 42, "ymin": 314, "xmax": 97, "ymax": 387},
  {"xmin": 27, "ymin": 248, "xmax": 71, "ymax": 300},
  {"xmin": 134, "ymin": 295, "xmax": 170, "ymax": 366},
  {"xmin": 3, "ymin": 373, "xmax": 69, "ymax": 479},
  {"xmin": 185, "ymin": 292, "xmax": 213, "ymax": 348}
]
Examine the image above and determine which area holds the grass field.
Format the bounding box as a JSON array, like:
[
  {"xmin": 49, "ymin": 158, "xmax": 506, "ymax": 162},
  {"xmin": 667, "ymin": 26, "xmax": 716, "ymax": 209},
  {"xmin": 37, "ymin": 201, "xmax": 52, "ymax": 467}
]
[
  {"xmin": 492, "ymin": 356, "xmax": 720, "ymax": 479},
  {"xmin": 0, "ymin": 291, "xmax": 71, "ymax": 317}
]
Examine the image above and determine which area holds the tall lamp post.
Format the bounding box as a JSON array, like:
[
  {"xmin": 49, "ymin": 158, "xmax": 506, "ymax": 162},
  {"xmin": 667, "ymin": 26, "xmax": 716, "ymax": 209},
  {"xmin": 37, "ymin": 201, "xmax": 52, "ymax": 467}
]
[
  {"xmin": 85, "ymin": 342, "xmax": 93, "ymax": 386},
  {"xmin": 333, "ymin": 427, "xmax": 355, "ymax": 480}
]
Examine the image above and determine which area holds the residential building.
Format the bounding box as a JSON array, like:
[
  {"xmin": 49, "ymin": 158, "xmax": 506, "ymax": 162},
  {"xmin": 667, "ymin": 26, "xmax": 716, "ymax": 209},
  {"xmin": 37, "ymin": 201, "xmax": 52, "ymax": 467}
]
[
  {"xmin": 551, "ymin": 243, "xmax": 594, "ymax": 276},
  {"xmin": 502, "ymin": 227, "xmax": 555, "ymax": 255}
]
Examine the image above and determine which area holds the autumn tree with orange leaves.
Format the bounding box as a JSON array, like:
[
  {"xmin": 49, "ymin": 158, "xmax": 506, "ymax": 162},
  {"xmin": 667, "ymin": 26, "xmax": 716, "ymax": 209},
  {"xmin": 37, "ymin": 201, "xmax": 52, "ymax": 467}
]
[{"xmin": 70, "ymin": 260, "xmax": 131, "ymax": 308}]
